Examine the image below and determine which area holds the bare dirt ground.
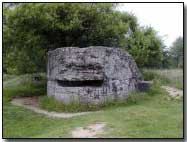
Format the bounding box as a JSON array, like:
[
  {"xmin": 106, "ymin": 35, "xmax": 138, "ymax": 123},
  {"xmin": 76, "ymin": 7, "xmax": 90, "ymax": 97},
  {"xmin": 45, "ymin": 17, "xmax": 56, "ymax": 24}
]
[
  {"xmin": 161, "ymin": 86, "xmax": 183, "ymax": 99},
  {"xmin": 71, "ymin": 122, "xmax": 106, "ymax": 138},
  {"xmin": 11, "ymin": 96, "xmax": 96, "ymax": 118}
]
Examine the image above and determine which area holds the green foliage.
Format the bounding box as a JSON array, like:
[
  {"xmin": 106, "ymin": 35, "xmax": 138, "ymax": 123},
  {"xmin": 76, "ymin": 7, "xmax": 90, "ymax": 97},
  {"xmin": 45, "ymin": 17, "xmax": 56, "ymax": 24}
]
[
  {"xmin": 3, "ymin": 73, "xmax": 46, "ymax": 88},
  {"xmin": 3, "ymin": 74, "xmax": 16, "ymax": 81},
  {"xmin": 170, "ymin": 37, "xmax": 183, "ymax": 68},
  {"xmin": 3, "ymin": 71, "xmax": 183, "ymax": 138},
  {"xmin": 39, "ymin": 94, "xmax": 146, "ymax": 113},
  {"xmin": 142, "ymin": 69, "xmax": 183, "ymax": 89},
  {"xmin": 161, "ymin": 37, "xmax": 183, "ymax": 69},
  {"xmin": 39, "ymin": 79, "xmax": 164, "ymax": 113},
  {"xmin": 3, "ymin": 3, "xmax": 166, "ymax": 74},
  {"xmin": 3, "ymin": 72, "xmax": 163, "ymax": 113},
  {"xmin": 3, "ymin": 3, "xmax": 135, "ymax": 74},
  {"xmin": 3, "ymin": 73, "xmax": 46, "ymax": 102},
  {"xmin": 161, "ymin": 50, "xmax": 173, "ymax": 68},
  {"xmin": 142, "ymin": 70, "xmax": 159, "ymax": 81},
  {"xmin": 39, "ymin": 96, "xmax": 102, "ymax": 112},
  {"xmin": 148, "ymin": 79, "xmax": 164, "ymax": 96},
  {"xmin": 4, "ymin": 91, "xmax": 183, "ymax": 138},
  {"xmin": 4, "ymin": 84, "xmax": 46, "ymax": 103},
  {"xmin": 142, "ymin": 69, "xmax": 170, "ymax": 83},
  {"xmin": 126, "ymin": 27, "xmax": 164, "ymax": 68}
]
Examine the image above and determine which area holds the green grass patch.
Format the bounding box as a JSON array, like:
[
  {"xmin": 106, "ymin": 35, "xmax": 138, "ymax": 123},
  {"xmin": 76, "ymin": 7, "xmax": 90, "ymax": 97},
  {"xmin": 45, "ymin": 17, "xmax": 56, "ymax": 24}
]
[
  {"xmin": 3, "ymin": 74, "xmax": 16, "ymax": 81},
  {"xmin": 142, "ymin": 69, "xmax": 183, "ymax": 89},
  {"xmin": 39, "ymin": 80, "xmax": 164, "ymax": 112},
  {"xmin": 39, "ymin": 96, "xmax": 100, "ymax": 112},
  {"xmin": 3, "ymin": 73, "xmax": 46, "ymax": 88},
  {"xmin": 3, "ymin": 70, "xmax": 183, "ymax": 138},
  {"xmin": 3, "ymin": 84, "xmax": 46, "ymax": 102},
  {"xmin": 39, "ymin": 92, "xmax": 148, "ymax": 113},
  {"xmin": 3, "ymin": 86, "xmax": 183, "ymax": 138},
  {"xmin": 3, "ymin": 73, "xmax": 46, "ymax": 102}
]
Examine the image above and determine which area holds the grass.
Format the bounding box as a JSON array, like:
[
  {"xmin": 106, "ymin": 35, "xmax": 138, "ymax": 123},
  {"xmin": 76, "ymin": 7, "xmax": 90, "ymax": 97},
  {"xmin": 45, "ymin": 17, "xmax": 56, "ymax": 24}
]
[
  {"xmin": 4, "ymin": 84, "xmax": 46, "ymax": 102},
  {"xmin": 3, "ymin": 73, "xmax": 46, "ymax": 102},
  {"xmin": 3, "ymin": 73, "xmax": 46, "ymax": 88},
  {"xmin": 3, "ymin": 74, "xmax": 16, "ymax": 81},
  {"xmin": 39, "ymin": 93, "xmax": 146, "ymax": 113},
  {"xmin": 39, "ymin": 96, "xmax": 101, "ymax": 112},
  {"xmin": 142, "ymin": 69, "xmax": 183, "ymax": 89},
  {"xmin": 39, "ymin": 80, "xmax": 163, "ymax": 113},
  {"xmin": 3, "ymin": 69, "xmax": 183, "ymax": 138}
]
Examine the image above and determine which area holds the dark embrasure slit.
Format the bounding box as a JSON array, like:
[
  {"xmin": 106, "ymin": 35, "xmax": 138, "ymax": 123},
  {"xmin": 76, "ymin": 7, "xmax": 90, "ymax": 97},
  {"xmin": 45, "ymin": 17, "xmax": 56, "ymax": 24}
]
[{"xmin": 57, "ymin": 80, "xmax": 103, "ymax": 87}]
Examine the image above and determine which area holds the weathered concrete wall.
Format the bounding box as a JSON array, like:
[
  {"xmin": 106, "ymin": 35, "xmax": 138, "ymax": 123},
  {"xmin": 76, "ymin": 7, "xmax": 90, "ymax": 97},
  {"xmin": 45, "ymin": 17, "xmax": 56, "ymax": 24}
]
[{"xmin": 47, "ymin": 46, "xmax": 142, "ymax": 104}]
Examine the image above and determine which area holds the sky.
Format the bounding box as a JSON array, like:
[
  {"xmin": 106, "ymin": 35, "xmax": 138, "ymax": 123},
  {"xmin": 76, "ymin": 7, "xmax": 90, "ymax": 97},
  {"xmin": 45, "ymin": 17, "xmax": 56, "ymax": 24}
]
[{"xmin": 117, "ymin": 3, "xmax": 183, "ymax": 48}]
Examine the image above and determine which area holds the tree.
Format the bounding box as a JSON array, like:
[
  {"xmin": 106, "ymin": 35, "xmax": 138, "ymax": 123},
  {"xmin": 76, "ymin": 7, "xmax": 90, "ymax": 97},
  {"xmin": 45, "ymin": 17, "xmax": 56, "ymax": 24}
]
[
  {"xmin": 161, "ymin": 50, "xmax": 173, "ymax": 68},
  {"xmin": 125, "ymin": 26, "xmax": 164, "ymax": 68},
  {"xmin": 169, "ymin": 37, "xmax": 183, "ymax": 68},
  {"xmin": 3, "ymin": 3, "xmax": 165, "ymax": 74},
  {"xmin": 4, "ymin": 3, "xmax": 138, "ymax": 74}
]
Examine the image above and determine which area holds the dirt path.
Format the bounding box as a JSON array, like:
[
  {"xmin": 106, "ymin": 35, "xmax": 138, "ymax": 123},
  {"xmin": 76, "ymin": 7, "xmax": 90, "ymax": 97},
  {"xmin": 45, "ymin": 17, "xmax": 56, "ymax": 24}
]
[
  {"xmin": 11, "ymin": 96, "xmax": 98, "ymax": 118},
  {"xmin": 161, "ymin": 86, "xmax": 183, "ymax": 99},
  {"xmin": 71, "ymin": 122, "xmax": 106, "ymax": 138}
]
